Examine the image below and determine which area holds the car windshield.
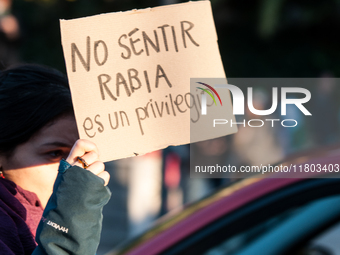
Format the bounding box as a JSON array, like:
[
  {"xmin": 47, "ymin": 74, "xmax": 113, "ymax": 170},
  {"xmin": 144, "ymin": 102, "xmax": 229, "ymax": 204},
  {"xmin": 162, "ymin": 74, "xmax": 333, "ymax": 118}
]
[
  {"xmin": 204, "ymin": 195, "xmax": 340, "ymax": 255},
  {"xmin": 203, "ymin": 207, "xmax": 302, "ymax": 255}
]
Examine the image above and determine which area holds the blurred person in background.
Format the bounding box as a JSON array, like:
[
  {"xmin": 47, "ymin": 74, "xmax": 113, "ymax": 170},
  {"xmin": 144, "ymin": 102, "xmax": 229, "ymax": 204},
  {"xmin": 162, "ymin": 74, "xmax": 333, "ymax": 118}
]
[
  {"xmin": 311, "ymin": 73, "xmax": 339, "ymax": 146},
  {"xmin": 127, "ymin": 151, "xmax": 162, "ymax": 237},
  {"xmin": 0, "ymin": 0, "xmax": 20, "ymax": 68},
  {"xmin": 160, "ymin": 145, "xmax": 190, "ymax": 216},
  {"xmin": 278, "ymin": 93, "xmax": 310, "ymax": 155},
  {"xmin": 189, "ymin": 136, "xmax": 233, "ymax": 202},
  {"xmin": 232, "ymin": 88, "xmax": 284, "ymax": 170}
]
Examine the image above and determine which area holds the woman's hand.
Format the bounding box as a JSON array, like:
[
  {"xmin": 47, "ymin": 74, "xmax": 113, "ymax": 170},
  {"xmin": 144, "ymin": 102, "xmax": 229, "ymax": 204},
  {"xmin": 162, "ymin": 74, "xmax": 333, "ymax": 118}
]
[{"xmin": 66, "ymin": 139, "xmax": 110, "ymax": 186}]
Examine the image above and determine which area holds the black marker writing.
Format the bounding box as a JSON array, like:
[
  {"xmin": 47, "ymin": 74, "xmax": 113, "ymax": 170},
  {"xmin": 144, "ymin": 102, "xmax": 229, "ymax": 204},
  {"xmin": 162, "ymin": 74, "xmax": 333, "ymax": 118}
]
[{"xmin": 71, "ymin": 36, "xmax": 109, "ymax": 72}]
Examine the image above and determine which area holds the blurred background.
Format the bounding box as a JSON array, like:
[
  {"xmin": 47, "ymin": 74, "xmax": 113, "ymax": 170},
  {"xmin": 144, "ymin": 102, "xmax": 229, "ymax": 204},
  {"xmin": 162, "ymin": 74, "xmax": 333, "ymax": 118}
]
[{"xmin": 1, "ymin": 0, "xmax": 340, "ymax": 254}]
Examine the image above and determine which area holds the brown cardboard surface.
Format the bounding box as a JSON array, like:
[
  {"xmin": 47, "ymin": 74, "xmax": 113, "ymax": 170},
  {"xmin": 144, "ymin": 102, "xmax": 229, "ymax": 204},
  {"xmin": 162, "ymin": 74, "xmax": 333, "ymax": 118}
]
[{"xmin": 60, "ymin": 0, "xmax": 237, "ymax": 162}]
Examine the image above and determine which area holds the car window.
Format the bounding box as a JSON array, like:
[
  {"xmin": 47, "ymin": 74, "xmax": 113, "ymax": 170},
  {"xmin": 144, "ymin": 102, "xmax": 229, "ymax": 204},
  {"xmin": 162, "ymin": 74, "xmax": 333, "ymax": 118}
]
[
  {"xmin": 203, "ymin": 207, "xmax": 304, "ymax": 255},
  {"xmin": 161, "ymin": 179, "xmax": 340, "ymax": 255},
  {"xmin": 297, "ymin": 220, "xmax": 340, "ymax": 255},
  {"xmin": 204, "ymin": 195, "xmax": 340, "ymax": 255}
]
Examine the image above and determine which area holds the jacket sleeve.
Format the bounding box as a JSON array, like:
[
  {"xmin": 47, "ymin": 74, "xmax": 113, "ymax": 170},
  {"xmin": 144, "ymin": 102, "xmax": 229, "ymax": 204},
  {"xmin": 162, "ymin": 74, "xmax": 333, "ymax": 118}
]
[{"xmin": 32, "ymin": 159, "xmax": 111, "ymax": 255}]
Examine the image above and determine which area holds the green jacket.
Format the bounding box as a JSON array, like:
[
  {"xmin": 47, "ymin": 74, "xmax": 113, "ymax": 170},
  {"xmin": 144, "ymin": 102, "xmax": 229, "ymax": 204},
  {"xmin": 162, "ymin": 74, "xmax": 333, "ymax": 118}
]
[{"xmin": 32, "ymin": 159, "xmax": 111, "ymax": 255}]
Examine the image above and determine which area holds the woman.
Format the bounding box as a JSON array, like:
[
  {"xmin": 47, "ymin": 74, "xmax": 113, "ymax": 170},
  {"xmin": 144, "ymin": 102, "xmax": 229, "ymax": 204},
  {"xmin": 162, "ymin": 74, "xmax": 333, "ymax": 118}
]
[{"xmin": 0, "ymin": 64, "xmax": 111, "ymax": 254}]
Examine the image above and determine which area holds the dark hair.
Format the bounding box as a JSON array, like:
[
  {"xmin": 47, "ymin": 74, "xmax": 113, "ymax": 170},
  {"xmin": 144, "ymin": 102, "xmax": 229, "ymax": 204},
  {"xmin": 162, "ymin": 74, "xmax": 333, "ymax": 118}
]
[{"xmin": 0, "ymin": 64, "xmax": 74, "ymax": 155}]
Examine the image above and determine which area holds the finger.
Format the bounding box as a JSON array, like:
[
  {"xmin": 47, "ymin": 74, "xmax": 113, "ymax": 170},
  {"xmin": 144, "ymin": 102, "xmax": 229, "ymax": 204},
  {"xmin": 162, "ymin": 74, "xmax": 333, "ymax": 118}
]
[
  {"xmin": 97, "ymin": 171, "xmax": 110, "ymax": 186},
  {"xmin": 66, "ymin": 139, "xmax": 99, "ymax": 164},
  {"xmin": 86, "ymin": 161, "xmax": 105, "ymax": 176},
  {"xmin": 72, "ymin": 151, "xmax": 99, "ymax": 168}
]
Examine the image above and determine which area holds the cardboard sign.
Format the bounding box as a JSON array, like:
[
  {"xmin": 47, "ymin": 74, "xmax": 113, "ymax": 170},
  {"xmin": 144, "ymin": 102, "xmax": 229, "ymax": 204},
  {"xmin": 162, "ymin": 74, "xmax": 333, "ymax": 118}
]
[{"xmin": 60, "ymin": 0, "xmax": 237, "ymax": 162}]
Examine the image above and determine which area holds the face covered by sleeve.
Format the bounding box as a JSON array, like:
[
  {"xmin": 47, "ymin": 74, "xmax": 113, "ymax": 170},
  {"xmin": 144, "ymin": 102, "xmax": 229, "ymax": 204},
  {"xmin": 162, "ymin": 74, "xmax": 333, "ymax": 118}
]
[{"xmin": 32, "ymin": 159, "xmax": 112, "ymax": 255}]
